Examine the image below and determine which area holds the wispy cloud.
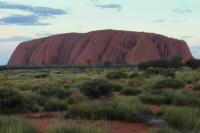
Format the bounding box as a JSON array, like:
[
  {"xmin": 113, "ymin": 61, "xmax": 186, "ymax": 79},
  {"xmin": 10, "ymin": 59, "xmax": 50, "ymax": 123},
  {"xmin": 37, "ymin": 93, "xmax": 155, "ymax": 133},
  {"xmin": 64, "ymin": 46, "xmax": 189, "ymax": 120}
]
[
  {"xmin": 180, "ymin": 35, "xmax": 192, "ymax": 40},
  {"xmin": 152, "ymin": 19, "xmax": 166, "ymax": 23},
  {"xmin": 95, "ymin": 4, "xmax": 122, "ymax": 12},
  {"xmin": 0, "ymin": 36, "xmax": 32, "ymax": 42},
  {"xmin": 173, "ymin": 8, "xmax": 192, "ymax": 14},
  {"xmin": 0, "ymin": 1, "xmax": 69, "ymax": 25},
  {"xmin": 0, "ymin": 14, "xmax": 49, "ymax": 25}
]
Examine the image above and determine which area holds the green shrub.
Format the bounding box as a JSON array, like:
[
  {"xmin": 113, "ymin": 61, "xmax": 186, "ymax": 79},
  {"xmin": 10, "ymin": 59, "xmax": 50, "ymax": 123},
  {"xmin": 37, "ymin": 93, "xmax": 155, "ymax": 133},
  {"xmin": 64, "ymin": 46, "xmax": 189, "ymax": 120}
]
[
  {"xmin": 0, "ymin": 87, "xmax": 28, "ymax": 113},
  {"xmin": 21, "ymin": 91, "xmax": 41, "ymax": 112},
  {"xmin": 193, "ymin": 81, "xmax": 200, "ymax": 91},
  {"xmin": 35, "ymin": 73, "xmax": 49, "ymax": 78},
  {"xmin": 80, "ymin": 79, "xmax": 115, "ymax": 98},
  {"xmin": 152, "ymin": 78, "xmax": 184, "ymax": 89},
  {"xmin": 149, "ymin": 127, "xmax": 180, "ymax": 133},
  {"xmin": 172, "ymin": 91, "xmax": 200, "ymax": 107},
  {"xmin": 104, "ymin": 61, "xmax": 112, "ymax": 67},
  {"xmin": 129, "ymin": 72, "xmax": 140, "ymax": 78},
  {"xmin": 32, "ymin": 85, "xmax": 68, "ymax": 99},
  {"xmin": 0, "ymin": 116, "xmax": 38, "ymax": 133},
  {"xmin": 67, "ymin": 92, "xmax": 88, "ymax": 105},
  {"xmin": 44, "ymin": 97, "xmax": 67, "ymax": 111},
  {"xmin": 145, "ymin": 68, "xmax": 175, "ymax": 77},
  {"xmin": 68, "ymin": 97, "xmax": 147, "ymax": 122},
  {"xmin": 138, "ymin": 60, "xmax": 169, "ymax": 70},
  {"xmin": 121, "ymin": 87, "xmax": 142, "ymax": 96},
  {"xmin": 47, "ymin": 123, "xmax": 109, "ymax": 133},
  {"xmin": 186, "ymin": 59, "xmax": 200, "ymax": 69},
  {"xmin": 162, "ymin": 107, "xmax": 200, "ymax": 130},
  {"xmin": 139, "ymin": 93, "xmax": 172, "ymax": 104},
  {"xmin": 106, "ymin": 71, "xmax": 128, "ymax": 80}
]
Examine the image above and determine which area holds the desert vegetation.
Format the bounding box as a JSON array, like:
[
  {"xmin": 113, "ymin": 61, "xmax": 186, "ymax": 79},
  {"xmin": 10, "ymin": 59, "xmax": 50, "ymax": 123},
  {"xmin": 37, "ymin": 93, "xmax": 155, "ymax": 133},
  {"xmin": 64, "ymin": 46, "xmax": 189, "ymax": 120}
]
[{"xmin": 0, "ymin": 59, "xmax": 200, "ymax": 132}]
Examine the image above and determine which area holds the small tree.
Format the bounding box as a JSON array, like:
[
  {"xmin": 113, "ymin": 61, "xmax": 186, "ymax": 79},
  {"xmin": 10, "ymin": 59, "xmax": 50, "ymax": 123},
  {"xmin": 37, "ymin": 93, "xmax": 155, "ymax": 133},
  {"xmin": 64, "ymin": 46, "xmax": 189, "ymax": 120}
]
[
  {"xmin": 86, "ymin": 59, "xmax": 92, "ymax": 65},
  {"xmin": 104, "ymin": 60, "xmax": 112, "ymax": 67}
]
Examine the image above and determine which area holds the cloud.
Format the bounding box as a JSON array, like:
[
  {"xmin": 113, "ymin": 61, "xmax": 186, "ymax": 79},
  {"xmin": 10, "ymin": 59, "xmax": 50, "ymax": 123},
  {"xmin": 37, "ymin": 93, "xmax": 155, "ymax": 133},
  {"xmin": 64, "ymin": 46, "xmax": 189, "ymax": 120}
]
[
  {"xmin": 95, "ymin": 4, "xmax": 122, "ymax": 12},
  {"xmin": 173, "ymin": 8, "xmax": 192, "ymax": 14},
  {"xmin": 0, "ymin": 14, "xmax": 49, "ymax": 25},
  {"xmin": 0, "ymin": 1, "xmax": 68, "ymax": 25},
  {"xmin": 152, "ymin": 19, "xmax": 166, "ymax": 23},
  {"xmin": 0, "ymin": 36, "xmax": 32, "ymax": 42},
  {"xmin": 180, "ymin": 35, "xmax": 192, "ymax": 40},
  {"xmin": 36, "ymin": 31, "xmax": 55, "ymax": 36},
  {"xmin": 0, "ymin": 1, "xmax": 67, "ymax": 16}
]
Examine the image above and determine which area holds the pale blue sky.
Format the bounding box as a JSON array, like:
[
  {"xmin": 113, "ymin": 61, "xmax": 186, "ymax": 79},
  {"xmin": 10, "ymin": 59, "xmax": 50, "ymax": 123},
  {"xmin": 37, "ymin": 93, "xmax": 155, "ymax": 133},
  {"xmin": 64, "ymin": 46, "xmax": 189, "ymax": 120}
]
[{"xmin": 0, "ymin": 0, "xmax": 199, "ymax": 65}]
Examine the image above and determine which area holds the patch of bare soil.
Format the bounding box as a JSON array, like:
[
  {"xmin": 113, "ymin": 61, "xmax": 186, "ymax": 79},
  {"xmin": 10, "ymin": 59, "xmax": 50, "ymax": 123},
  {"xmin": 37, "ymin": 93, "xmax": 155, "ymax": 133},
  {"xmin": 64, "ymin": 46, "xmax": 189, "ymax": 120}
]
[{"xmin": 30, "ymin": 118, "xmax": 150, "ymax": 133}]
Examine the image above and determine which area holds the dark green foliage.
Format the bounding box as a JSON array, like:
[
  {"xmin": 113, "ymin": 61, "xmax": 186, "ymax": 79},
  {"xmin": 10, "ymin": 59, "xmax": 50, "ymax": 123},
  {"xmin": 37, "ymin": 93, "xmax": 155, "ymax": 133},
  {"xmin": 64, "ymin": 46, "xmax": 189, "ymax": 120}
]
[
  {"xmin": 32, "ymin": 85, "xmax": 68, "ymax": 99},
  {"xmin": 139, "ymin": 93, "xmax": 172, "ymax": 104},
  {"xmin": 35, "ymin": 73, "xmax": 49, "ymax": 78},
  {"xmin": 68, "ymin": 97, "xmax": 147, "ymax": 122},
  {"xmin": 21, "ymin": 91, "xmax": 41, "ymax": 112},
  {"xmin": 186, "ymin": 59, "xmax": 200, "ymax": 69},
  {"xmin": 80, "ymin": 79, "xmax": 115, "ymax": 98},
  {"xmin": 121, "ymin": 87, "xmax": 142, "ymax": 96},
  {"xmin": 152, "ymin": 78, "xmax": 184, "ymax": 89},
  {"xmin": 171, "ymin": 91, "xmax": 200, "ymax": 107},
  {"xmin": 138, "ymin": 56, "xmax": 184, "ymax": 70},
  {"xmin": 0, "ymin": 116, "xmax": 39, "ymax": 133},
  {"xmin": 169, "ymin": 56, "xmax": 184, "ymax": 69},
  {"xmin": 104, "ymin": 61, "xmax": 112, "ymax": 67},
  {"xmin": 44, "ymin": 97, "xmax": 67, "ymax": 111},
  {"xmin": 162, "ymin": 107, "xmax": 200, "ymax": 130},
  {"xmin": 145, "ymin": 68, "xmax": 175, "ymax": 77},
  {"xmin": 138, "ymin": 60, "xmax": 169, "ymax": 70},
  {"xmin": 129, "ymin": 72, "xmax": 140, "ymax": 78},
  {"xmin": 0, "ymin": 87, "xmax": 28, "ymax": 113},
  {"xmin": 106, "ymin": 71, "xmax": 128, "ymax": 80}
]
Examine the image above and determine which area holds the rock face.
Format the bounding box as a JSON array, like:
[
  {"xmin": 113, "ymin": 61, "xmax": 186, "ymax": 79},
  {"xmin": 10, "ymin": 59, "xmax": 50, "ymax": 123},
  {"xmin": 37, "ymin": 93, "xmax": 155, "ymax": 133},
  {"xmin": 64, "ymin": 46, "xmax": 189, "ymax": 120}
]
[{"xmin": 8, "ymin": 30, "xmax": 193, "ymax": 65}]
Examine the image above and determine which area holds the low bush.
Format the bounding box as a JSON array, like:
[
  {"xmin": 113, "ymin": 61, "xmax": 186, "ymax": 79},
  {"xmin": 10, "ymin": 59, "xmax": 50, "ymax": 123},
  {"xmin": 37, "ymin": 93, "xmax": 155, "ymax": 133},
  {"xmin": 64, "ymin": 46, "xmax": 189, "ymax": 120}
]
[
  {"xmin": 68, "ymin": 97, "xmax": 147, "ymax": 122},
  {"xmin": 32, "ymin": 85, "xmax": 68, "ymax": 99},
  {"xmin": 186, "ymin": 59, "xmax": 200, "ymax": 69},
  {"xmin": 193, "ymin": 81, "xmax": 200, "ymax": 91},
  {"xmin": 139, "ymin": 93, "xmax": 172, "ymax": 105},
  {"xmin": 0, "ymin": 87, "xmax": 28, "ymax": 113},
  {"xmin": 0, "ymin": 116, "xmax": 38, "ymax": 133},
  {"xmin": 172, "ymin": 91, "xmax": 200, "ymax": 107},
  {"xmin": 80, "ymin": 79, "xmax": 115, "ymax": 98},
  {"xmin": 152, "ymin": 78, "xmax": 184, "ymax": 89},
  {"xmin": 129, "ymin": 72, "xmax": 140, "ymax": 78},
  {"xmin": 106, "ymin": 71, "xmax": 128, "ymax": 80},
  {"xmin": 21, "ymin": 91, "xmax": 41, "ymax": 112},
  {"xmin": 145, "ymin": 68, "xmax": 175, "ymax": 77},
  {"xmin": 162, "ymin": 107, "xmax": 200, "ymax": 130},
  {"xmin": 67, "ymin": 92, "xmax": 88, "ymax": 105},
  {"xmin": 44, "ymin": 97, "xmax": 67, "ymax": 111},
  {"xmin": 121, "ymin": 87, "xmax": 142, "ymax": 96}
]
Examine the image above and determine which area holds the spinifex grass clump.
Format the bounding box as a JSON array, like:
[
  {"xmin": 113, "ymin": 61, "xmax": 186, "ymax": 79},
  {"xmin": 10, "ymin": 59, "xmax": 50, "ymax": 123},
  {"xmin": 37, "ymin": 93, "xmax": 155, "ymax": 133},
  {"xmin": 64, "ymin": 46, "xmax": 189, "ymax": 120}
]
[
  {"xmin": 0, "ymin": 116, "xmax": 38, "ymax": 133},
  {"xmin": 152, "ymin": 78, "xmax": 184, "ymax": 89},
  {"xmin": 162, "ymin": 107, "xmax": 200, "ymax": 131},
  {"xmin": 68, "ymin": 97, "xmax": 147, "ymax": 122},
  {"xmin": 0, "ymin": 87, "xmax": 29, "ymax": 113},
  {"xmin": 106, "ymin": 71, "xmax": 128, "ymax": 80},
  {"xmin": 79, "ymin": 79, "xmax": 115, "ymax": 98},
  {"xmin": 47, "ymin": 123, "xmax": 109, "ymax": 133}
]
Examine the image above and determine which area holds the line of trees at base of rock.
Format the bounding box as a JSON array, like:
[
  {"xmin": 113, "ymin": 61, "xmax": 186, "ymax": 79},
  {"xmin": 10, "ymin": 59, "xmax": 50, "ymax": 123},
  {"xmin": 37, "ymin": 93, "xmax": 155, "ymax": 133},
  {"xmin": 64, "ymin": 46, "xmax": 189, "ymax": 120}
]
[
  {"xmin": 138, "ymin": 56, "xmax": 200, "ymax": 70},
  {"xmin": 0, "ymin": 57, "xmax": 200, "ymax": 70}
]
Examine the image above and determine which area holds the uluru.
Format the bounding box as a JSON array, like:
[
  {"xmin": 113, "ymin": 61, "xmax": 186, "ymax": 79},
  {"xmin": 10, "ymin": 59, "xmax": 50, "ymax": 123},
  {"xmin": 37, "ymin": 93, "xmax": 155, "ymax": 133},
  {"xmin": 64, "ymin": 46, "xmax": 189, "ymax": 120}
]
[{"xmin": 8, "ymin": 30, "xmax": 193, "ymax": 65}]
